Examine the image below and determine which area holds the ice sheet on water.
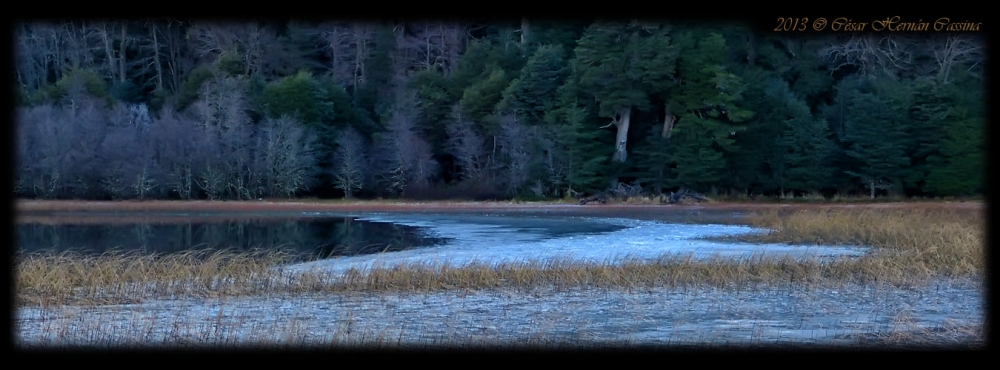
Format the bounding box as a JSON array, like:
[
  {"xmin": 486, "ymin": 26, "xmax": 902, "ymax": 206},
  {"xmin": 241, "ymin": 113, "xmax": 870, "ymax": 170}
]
[
  {"xmin": 286, "ymin": 214, "xmax": 867, "ymax": 274},
  {"xmin": 18, "ymin": 280, "xmax": 982, "ymax": 347}
]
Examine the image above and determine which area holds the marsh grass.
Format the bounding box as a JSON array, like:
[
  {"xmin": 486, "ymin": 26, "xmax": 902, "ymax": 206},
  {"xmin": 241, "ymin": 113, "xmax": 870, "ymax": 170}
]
[
  {"xmin": 9, "ymin": 252, "xmax": 918, "ymax": 307},
  {"xmin": 715, "ymin": 208, "xmax": 985, "ymax": 278},
  {"xmin": 16, "ymin": 204, "xmax": 986, "ymax": 348},
  {"xmin": 16, "ymin": 248, "xmax": 300, "ymax": 307},
  {"xmin": 15, "ymin": 209, "xmax": 985, "ymax": 305},
  {"xmin": 17, "ymin": 206, "xmax": 985, "ymax": 306}
]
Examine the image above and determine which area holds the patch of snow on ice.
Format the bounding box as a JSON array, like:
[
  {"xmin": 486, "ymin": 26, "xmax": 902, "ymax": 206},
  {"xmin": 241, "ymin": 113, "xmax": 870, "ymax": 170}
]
[{"xmin": 285, "ymin": 214, "xmax": 867, "ymax": 274}]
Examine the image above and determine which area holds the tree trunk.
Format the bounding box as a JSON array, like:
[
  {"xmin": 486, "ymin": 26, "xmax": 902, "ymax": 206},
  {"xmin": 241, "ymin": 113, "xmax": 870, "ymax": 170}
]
[
  {"xmin": 425, "ymin": 29, "xmax": 432, "ymax": 71},
  {"xmin": 612, "ymin": 108, "xmax": 631, "ymax": 162},
  {"xmin": 100, "ymin": 23, "xmax": 117, "ymax": 81},
  {"xmin": 151, "ymin": 25, "xmax": 163, "ymax": 91},
  {"xmin": 166, "ymin": 23, "xmax": 180, "ymax": 93},
  {"xmin": 655, "ymin": 168, "xmax": 663, "ymax": 194},
  {"xmin": 118, "ymin": 22, "xmax": 127, "ymax": 83},
  {"xmin": 869, "ymin": 179, "xmax": 876, "ymax": 199},
  {"xmin": 520, "ymin": 18, "xmax": 530, "ymax": 45},
  {"xmin": 661, "ymin": 111, "xmax": 675, "ymax": 139}
]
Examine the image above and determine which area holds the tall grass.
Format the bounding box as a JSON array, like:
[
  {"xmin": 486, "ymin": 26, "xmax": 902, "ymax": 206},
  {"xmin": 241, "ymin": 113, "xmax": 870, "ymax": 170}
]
[
  {"xmin": 16, "ymin": 205, "xmax": 986, "ymax": 349},
  {"xmin": 728, "ymin": 208, "xmax": 985, "ymax": 278},
  {"xmin": 16, "ymin": 248, "xmax": 299, "ymax": 307},
  {"xmin": 16, "ymin": 206, "xmax": 984, "ymax": 307}
]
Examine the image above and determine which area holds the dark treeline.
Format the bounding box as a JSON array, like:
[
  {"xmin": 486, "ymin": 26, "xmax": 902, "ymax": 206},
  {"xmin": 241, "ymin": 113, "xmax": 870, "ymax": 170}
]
[{"xmin": 14, "ymin": 19, "xmax": 985, "ymax": 201}]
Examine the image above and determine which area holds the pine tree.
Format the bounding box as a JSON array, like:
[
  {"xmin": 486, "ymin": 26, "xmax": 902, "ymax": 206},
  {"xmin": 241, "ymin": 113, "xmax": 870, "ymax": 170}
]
[
  {"xmin": 557, "ymin": 103, "xmax": 609, "ymax": 194},
  {"xmin": 840, "ymin": 77, "xmax": 911, "ymax": 198},
  {"xmin": 497, "ymin": 44, "xmax": 569, "ymax": 126},
  {"xmin": 781, "ymin": 103, "xmax": 835, "ymax": 195},
  {"xmin": 668, "ymin": 30, "xmax": 753, "ymax": 192},
  {"xmin": 573, "ymin": 21, "xmax": 676, "ymax": 163},
  {"xmin": 922, "ymin": 78, "xmax": 984, "ymax": 197},
  {"xmin": 631, "ymin": 126, "xmax": 673, "ymax": 194}
]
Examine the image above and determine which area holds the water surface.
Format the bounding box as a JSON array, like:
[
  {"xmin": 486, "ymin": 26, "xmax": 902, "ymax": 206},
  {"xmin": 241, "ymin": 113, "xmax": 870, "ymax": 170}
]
[{"xmin": 15, "ymin": 216, "xmax": 449, "ymax": 260}]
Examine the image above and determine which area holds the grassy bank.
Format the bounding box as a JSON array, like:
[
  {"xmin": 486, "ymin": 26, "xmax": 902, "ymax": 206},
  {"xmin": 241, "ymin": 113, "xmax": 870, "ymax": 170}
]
[
  {"xmin": 16, "ymin": 205, "xmax": 985, "ymax": 307},
  {"xmin": 730, "ymin": 207, "xmax": 984, "ymax": 277}
]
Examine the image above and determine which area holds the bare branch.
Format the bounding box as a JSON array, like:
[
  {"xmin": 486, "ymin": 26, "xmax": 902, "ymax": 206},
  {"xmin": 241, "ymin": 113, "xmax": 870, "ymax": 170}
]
[
  {"xmin": 821, "ymin": 34, "xmax": 912, "ymax": 78},
  {"xmin": 932, "ymin": 35, "xmax": 983, "ymax": 84}
]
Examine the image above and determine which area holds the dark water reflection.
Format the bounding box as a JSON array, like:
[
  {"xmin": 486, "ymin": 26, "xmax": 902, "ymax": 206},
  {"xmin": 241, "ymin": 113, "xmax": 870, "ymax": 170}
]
[{"xmin": 16, "ymin": 217, "xmax": 451, "ymax": 261}]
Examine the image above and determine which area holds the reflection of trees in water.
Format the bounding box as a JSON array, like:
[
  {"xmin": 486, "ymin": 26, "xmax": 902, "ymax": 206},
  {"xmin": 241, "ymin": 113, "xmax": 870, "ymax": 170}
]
[
  {"xmin": 131, "ymin": 223, "xmax": 153, "ymax": 252},
  {"xmin": 319, "ymin": 217, "xmax": 393, "ymax": 258},
  {"xmin": 317, "ymin": 218, "xmax": 439, "ymax": 258},
  {"xmin": 17, "ymin": 218, "xmax": 448, "ymax": 259}
]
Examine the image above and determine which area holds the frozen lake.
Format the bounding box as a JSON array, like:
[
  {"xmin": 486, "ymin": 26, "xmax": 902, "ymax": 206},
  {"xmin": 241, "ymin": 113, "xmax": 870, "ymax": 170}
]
[
  {"xmin": 16, "ymin": 279, "xmax": 984, "ymax": 348},
  {"xmin": 15, "ymin": 211, "xmax": 984, "ymax": 349},
  {"xmin": 286, "ymin": 212, "xmax": 869, "ymax": 274}
]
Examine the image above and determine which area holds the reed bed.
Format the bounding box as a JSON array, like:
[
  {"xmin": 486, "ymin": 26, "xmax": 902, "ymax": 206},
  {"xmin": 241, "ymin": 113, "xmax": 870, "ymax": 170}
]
[
  {"xmin": 16, "ymin": 248, "xmax": 299, "ymax": 307},
  {"xmin": 724, "ymin": 208, "xmax": 985, "ymax": 278},
  {"xmin": 16, "ymin": 203, "xmax": 986, "ymax": 351},
  {"xmin": 15, "ymin": 251, "xmax": 821, "ymax": 306},
  {"xmin": 16, "ymin": 206, "xmax": 985, "ymax": 307}
]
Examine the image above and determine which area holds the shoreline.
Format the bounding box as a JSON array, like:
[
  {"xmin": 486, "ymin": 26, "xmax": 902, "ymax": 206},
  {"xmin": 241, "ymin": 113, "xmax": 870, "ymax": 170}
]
[
  {"xmin": 16, "ymin": 199, "xmax": 984, "ymax": 226},
  {"xmin": 16, "ymin": 198, "xmax": 985, "ymax": 213}
]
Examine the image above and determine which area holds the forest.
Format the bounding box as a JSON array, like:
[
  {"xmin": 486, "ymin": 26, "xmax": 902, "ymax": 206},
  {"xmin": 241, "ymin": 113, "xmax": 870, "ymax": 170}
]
[{"xmin": 13, "ymin": 19, "xmax": 986, "ymax": 201}]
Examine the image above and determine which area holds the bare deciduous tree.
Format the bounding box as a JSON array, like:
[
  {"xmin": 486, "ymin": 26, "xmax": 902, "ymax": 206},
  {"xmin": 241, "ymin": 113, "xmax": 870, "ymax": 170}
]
[
  {"xmin": 149, "ymin": 107, "xmax": 200, "ymax": 199},
  {"xmin": 15, "ymin": 23, "xmax": 49, "ymax": 91},
  {"xmin": 64, "ymin": 94, "xmax": 109, "ymax": 198},
  {"xmin": 98, "ymin": 104, "xmax": 138, "ymax": 199},
  {"xmin": 88, "ymin": 21, "xmax": 130, "ymax": 83},
  {"xmin": 446, "ymin": 105, "xmax": 486, "ymax": 182},
  {"xmin": 373, "ymin": 92, "xmax": 439, "ymax": 195},
  {"xmin": 161, "ymin": 20, "xmax": 191, "ymax": 93},
  {"xmin": 533, "ymin": 125, "xmax": 566, "ymax": 197},
  {"xmin": 496, "ymin": 114, "xmax": 530, "ymax": 195},
  {"xmin": 332, "ymin": 126, "xmax": 367, "ymax": 198},
  {"xmin": 17, "ymin": 105, "xmax": 69, "ymax": 198},
  {"xmin": 440, "ymin": 23, "xmax": 468, "ymax": 76},
  {"xmin": 402, "ymin": 22, "xmax": 446, "ymax": 73},
  {"xmin": 16, "ymin": 21, "xmax": 99, "ymax": 92},
  {"xmin": 188, "ymin": 22, "xmax": 269, "ymax": 75},
  {"xmin": 315, "ymin": 22, "xmax": 355, "ymax": 87},
  {"xmin": 822, "ymin": 34, "xmax": 912, "ymax": 78},
  {"xmin": 260, "ymin": 116, "xmax": 316, "ymax": 198},
  {"xmin": 195, "ymin": 130, "xmax": 226, "ymax": 200},
  {"xmin": 17, "ymin": 78, "xmax": 115, "ymax": 199},
  {"xmin": 136, "ymin": 20, "xmax": 166, "ymax": 92},
  {"xmin": 932, "ymin": 35, "xmax": 983, "ymax": 85},
  {"xmin": 190, "ymin": 72, "xmax": 256, "ymax": 199},
  {"xmin": 315, "ymin": 21, "xmax": 375, "ymax": 94}
]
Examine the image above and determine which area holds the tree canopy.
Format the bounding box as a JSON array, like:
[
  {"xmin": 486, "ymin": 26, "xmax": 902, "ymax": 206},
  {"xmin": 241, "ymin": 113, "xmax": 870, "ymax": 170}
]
[{"xmin": 14, "ymin": 19, "xmax": 985, "ymax": 201}]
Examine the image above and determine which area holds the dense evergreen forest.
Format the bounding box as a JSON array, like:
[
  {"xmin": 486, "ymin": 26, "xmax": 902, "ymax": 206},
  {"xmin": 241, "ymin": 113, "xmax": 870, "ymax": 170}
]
[{"xmin": 13, "ymin": 19, "xmax": 986, "ymax": 201}]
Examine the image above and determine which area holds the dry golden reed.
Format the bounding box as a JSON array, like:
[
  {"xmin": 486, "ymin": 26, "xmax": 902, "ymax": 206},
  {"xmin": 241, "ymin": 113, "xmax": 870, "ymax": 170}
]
[
  {"xmin": 732, "ymin": 208, "xmax": 984, "ymax": 278},
  {"xmin": 16, "ymin": 205, "xmax": 984, "ymax": 307},
  {"xmin": 16, "ymin": 248, "xmax": 298, "ymax": 307}
]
